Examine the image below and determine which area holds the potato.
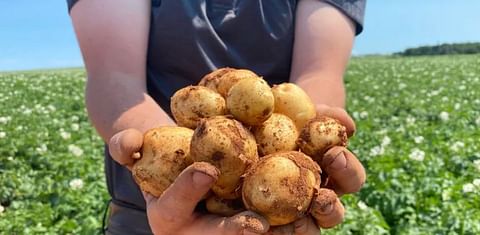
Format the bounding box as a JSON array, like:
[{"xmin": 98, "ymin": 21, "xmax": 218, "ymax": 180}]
[
  {"xmin": 190, "ymin": 116, "xmax": 259, "ymax": 199},
  {"xmin": 296, "ymin": 117, "xmax": 348, "ymax": 162},
  {"xmin": 199, "ymin": 68, "xmax": 258, "ymax": 97},
  {"xmin": 252, "ymin": 113, "xmax": 299, "ymax": 156},
  {"xmin": 206, "ymin": 195, "xmax": 245, "ymax": 216},
  {"xmin": 170, "ymin": 86, "xmax": 226, "ymax": 129},
  {"xmin": 132, "ymin": 127, "xmax": 194, "ymax": 197},
  {"xmin": 271, "ymin": 83, "xmax": 316, "ymax": 130},
  {"xmin": 242, "ymin": 151, "xmax": 321, "ymax": 226},
  {"xmin": 227, "ymin": 77, "xmax": 274, "ymax": 126},
  {"xmin": 198, "ymin": 67, "xmax": 235, "ymax": 92}
]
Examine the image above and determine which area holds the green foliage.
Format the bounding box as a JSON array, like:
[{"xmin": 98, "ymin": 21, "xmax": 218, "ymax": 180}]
[
  {"xmin": 1, "ymin": 55, "xmax": 479, "ymax": 234},
  {"xmin": 0, "ymin": 71, "xmax": 108, "ymax": 234},
  {"xmin": 397, "ymin": 42, "xmax": 480, "ymax": 56}
]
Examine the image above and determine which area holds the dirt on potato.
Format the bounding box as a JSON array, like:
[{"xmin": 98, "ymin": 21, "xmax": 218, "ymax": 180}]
[
  {"xmin": 190, "ymin": 116, "xmax": 259, "ymax": 199},
  {"xmin": 242, "ymin": 151, "xmax": 321, "ymax": 226}
]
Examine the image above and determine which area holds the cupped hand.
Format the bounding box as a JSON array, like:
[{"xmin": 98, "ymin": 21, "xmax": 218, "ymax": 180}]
[
  {"xmin": 309, "ymin": 105, "xmax": 366, "ymax": 229},
  {"xmin": 108, "ymin": 129, "xmax": 270, "ymax": 235},
  {"xmin": 265, "ymin": 105, "xmax": 366, "ymax": 235}
]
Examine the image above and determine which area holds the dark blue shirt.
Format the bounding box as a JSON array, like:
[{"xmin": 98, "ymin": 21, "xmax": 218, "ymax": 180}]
[{"xmin": 67, "ymin": 0, "xmax": 365, "ymax": 233}]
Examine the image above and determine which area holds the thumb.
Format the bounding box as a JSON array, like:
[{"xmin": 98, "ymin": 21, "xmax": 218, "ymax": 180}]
[
  {"xmin": 147, "ymin": 162, "xmax": 220, "ymax": 226},
  {"xmin": 108, "ymin": 129, "xmax": 143, "ymax": 169}
]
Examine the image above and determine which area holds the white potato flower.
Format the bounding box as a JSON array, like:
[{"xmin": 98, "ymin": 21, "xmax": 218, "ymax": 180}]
[
  {"xmin": 370, "ymin": 146, "xmax": 384, "ymax": 156},
  {"xmin": 357, "ymin": 201, "xmax": 368, "ymax": 210},
  {"xmin": 462, "ymin": 183, "xmax": 475, "ymax": 193},
  {"xmin": 68, "ymin": 145, "xmax": 83, "ymax": 157},
  {"xmin": 439, "ymin": 111, "xmax": 449, "ymax": 121},
  {"xmin": 409, "ymin": 148, "xmax": 425, "ymax": 161},
  {"xmin": 381, "ymin": 136, "xmax": 391, "ymax": 147},
  {"xmin": 451, "ymin": 141, "xmax": 465, "ymax": 152},
  {"xmin": 69, "ymin": 178, "xmax": 84, "ymax": 190},
  {"xmin": 414, "ymin": 136, "xmax": 424, "ymax": 144}
]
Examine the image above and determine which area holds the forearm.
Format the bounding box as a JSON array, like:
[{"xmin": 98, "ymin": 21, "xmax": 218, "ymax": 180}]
[
  {"xmin": 86, "ymin": 72, "xmax": 174, "ymax": 143},
  {"xmin": 290, "ymin": 0, "xmax": 356, "ymax": 108}
]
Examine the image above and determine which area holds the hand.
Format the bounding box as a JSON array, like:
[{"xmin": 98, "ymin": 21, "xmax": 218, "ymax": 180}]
[
  {"xmin": 108, "ymin": 129, "xmax": 270, "ymax": 235},
  {"xmin": 311, "ymin": 104, "xmax": 366, "ymax": 227},
  {"xmin": 250, "ymin": 105, "xmax": 365, "ymax": 235}
]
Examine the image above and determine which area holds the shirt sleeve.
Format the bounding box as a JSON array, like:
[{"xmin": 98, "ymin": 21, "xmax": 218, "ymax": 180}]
[
  {"xmin": 66, "ymin": 0, "xmax": 80, "ymax": 13},
  {"xmin": 323, "ymin": 0, "xmax": 366, "ymax": 35}
]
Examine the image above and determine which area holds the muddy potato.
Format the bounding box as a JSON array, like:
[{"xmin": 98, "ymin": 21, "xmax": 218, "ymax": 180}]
[
  {"xmin": 252, "ymin": 113, "xmax": 299, "ymax": 156},
  {"xmin": 170, "ymin": 86, "xmax": 226, "ymax": 129},
  {"xmin": 198, "ymin": 67, "xmax": 235, "ymax": 92},
  {"xmin": 227, "ymin": 77, "xmax": 274, "ymax": 126},
  {"xmin": 190, "ymin": 116, "xmax": 259, "ymax": 199},
  {"xmin": 271, "ymin": 83, "xmax": 316, "ymax": 130},
  {"xmin": 199, "ymin": 68, "xmax": 259, "ymax": 97},
  {"xmin": 297, "ymin": 117, "xmax": 348, "ymax": 162},
  {"xmin": 206, "ymin": 195, "xmax": 245, "ymax": 216},
  {"xmin": 242, "ymin": 151, "xmax": 321, "ymax": 226},
  {"xmin": 132, "ymin": 127, "xmax": 194, "ymax": 197}
]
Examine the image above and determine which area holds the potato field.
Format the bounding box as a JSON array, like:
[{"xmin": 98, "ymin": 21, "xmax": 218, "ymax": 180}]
[{"xmin": 0, "ymin": 55, "xmax": 479, "ymax": 234}]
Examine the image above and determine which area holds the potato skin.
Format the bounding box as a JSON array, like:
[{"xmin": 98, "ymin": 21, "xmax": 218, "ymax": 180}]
[
  {"xmin": 242, "ymin": 151, "xmax": 321, "ymax": 226},
  {"xmin": 199, "ymin": 67, "xmax": 235, "ymax": 92},
  {"xmin": 199, "ymin": 68, "xmax": 258, "ymax": 97},
  {"xmin": 252, "ymin": 113, "xmax": 299, "ymax": 156},
  {"xmin": 227, "ymin": 77, "xmax": 274, "ymax": 126},
  {"xmin": 206, "ymin": 195, "xmax": 245, "ymax": 216},
  {"xmin": 297, "ymin": 117, "xmax": 348, "ymax": 162},
  {"xmin": 132, "ymin": 127, "xmax": 194, "ymax": 197},
  {"xmin": 271, "ymin": 83, "xmax": 316, "ymax": 130},
  {"xmin": 190, "ymin": 116, "xmax": 259, "ymax": 199},
  {"xmin": 170, "ymin": 86, "xmax": 226, "ymax": 129}
]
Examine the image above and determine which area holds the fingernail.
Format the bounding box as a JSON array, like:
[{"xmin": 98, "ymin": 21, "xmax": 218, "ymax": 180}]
[
  {"xmin": 318, "ymin": 203, "xmax": 334, "ymax": 215},
  {"xmin": 193, "ymin": 171, "xmax": 215, "ymax": 188},
  {"xmin": 329, "ymin": 152, "xmax": 347, "ymax": 170}
]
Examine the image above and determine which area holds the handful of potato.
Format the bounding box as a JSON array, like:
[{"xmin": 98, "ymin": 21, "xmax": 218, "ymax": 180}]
[{"xmin": 132, "ymin": 68, "xmax": 349, "ymax": 227}]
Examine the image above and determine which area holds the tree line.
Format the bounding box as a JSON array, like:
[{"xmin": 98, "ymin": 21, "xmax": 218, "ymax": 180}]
[{"xmin": 396, "ymin": 42, "xmax": 480, "ymax": 56}]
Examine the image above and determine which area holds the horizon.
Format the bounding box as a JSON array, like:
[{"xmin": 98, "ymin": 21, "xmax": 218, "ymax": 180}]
[{"xmin": 1, "ymin": 1, "xmax": 480, "ymax": 71}]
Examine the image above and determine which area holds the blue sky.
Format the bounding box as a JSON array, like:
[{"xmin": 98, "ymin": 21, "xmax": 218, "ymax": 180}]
[{"xmin": 0, "ymin": 0, "xmax": 479, "ymax": 71}]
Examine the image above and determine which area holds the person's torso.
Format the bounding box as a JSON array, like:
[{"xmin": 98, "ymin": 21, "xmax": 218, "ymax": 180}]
[{"xmin": 106, "ymin": 0, "xmax": 298, "ymax": 212}]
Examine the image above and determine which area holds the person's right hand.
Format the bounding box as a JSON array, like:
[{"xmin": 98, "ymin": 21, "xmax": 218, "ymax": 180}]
[{"xmin": 108, "ymin": 129, "xmax": 270, "ymax": 235}]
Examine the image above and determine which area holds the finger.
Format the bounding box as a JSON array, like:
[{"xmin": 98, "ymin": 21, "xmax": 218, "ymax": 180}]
[
  {"xmin": 223, "ymin": 211, "xmax": 270, "ymax": 235},
  {"xmin": 181, "ymin": 211, "xmax": 269, "ymax": 235},
  {"xmin": 293, "ymin": 217, "xmax": 320, "ymax": 235},
  {"xmin": 316, "ymin": 104, "xmax": 356, "ymax": 137},
  {"xmin": 322, "ymin": 147, "xmax": 366, "ymax": 195},
  {"xmin": 265, "ymin": 224, "xmax": 294, "ymax": 235},
  {"xmin": 310, "ymin": 188, "xmax": 345, "ymax": 229},
  {"xmin": 151, "ymin": 162, "xmax": 220, "ymax": 225},
  {"xmin": 108, "ymin": 129, "xmax": 143, "ymax": 168}
]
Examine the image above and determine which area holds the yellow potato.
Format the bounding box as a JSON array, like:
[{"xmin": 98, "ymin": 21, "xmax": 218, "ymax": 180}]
[
  {"xmin": 199, "ymin": 68, "xmax": 258, "ymax": 97},
  {"xmin": 271, "ymin": 83, "xmax": 316, "ymax": 130},
  {"xmin": 227, "ymin": 77, "xmax": 274, "ymax": 126},
  {"xmin": 252, "ymin": 113, "xmax": 299, "ymax": 156},
  {"xmin": 170, "ymin": 86, "xmax": 226, "ymax": 129},
  {"xmin": 190, "ymin": 116, "xmax": 259, "ymax": 199},
  {"xmin": 206, "ymin": 195, "xmax": 245, "ymax": 216},
  {"xmin": 198, "ymin": 67, "xmax": 235, "ymax": 92},
  {"xmin": 297, "ymin": 117, "xmax": 348, "ymax": 162},
  {"xmin": 132, "ymin": 127, "xmax": 194, "ymax": 197},
  {"xmin": 242, "ymin": 151, "xmax": 321, "ymax": 226}
]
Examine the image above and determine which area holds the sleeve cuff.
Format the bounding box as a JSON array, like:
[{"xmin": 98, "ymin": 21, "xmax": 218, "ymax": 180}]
[
  {"xmin": 322, "ymin": 0, "xmax": 366, "ymax": 35},
  {"xmin": 67, "ymin": 0, "xmax": 80, "ymax": 13}
]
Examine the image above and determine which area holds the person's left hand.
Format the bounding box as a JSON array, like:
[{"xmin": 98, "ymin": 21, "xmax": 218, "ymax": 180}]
[{"xmin": 264, "ymin": 104, "xmax": 366, "ymax": 235}]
